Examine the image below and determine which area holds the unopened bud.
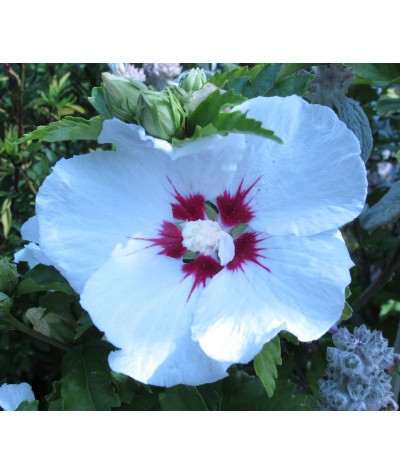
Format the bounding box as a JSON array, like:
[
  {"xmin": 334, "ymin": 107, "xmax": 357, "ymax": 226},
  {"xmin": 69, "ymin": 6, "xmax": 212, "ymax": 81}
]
[
  {"xmin": 137, "ymin": 89, "xmax": 184, "ymax": 140},
  {"xmin": 102, "ymin": 72, "xmax": 147, "ymax": 122},
  {"xmin": 180, "ymin": 68, "xmax": 207, "ymax": 93}
]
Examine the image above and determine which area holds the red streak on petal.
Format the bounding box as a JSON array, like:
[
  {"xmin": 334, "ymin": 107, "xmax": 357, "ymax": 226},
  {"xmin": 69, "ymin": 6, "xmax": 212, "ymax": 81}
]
[
  {"xmin": 183, "ymin": 255, "xmax": 223, "ymax": 301},
  {"xmin": 216, "ymin": 178, "xmax": 261, "ymax": 227},
  {"xmin": 227, "ymin": 232, "xmax": 271, "ymax": 273},
  {"xmin": 167, "ymin": 177, "xmax": 205, "ymax": 221},
  {"xmin": 134, "ymin": 221, "xmax": 186, "ymax": 258}
]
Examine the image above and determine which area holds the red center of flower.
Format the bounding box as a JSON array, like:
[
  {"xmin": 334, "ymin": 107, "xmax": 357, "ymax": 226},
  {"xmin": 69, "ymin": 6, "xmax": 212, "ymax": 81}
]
[{"xmin": 136, "ymin": 177, "xmax": 270, "ymax": 300}]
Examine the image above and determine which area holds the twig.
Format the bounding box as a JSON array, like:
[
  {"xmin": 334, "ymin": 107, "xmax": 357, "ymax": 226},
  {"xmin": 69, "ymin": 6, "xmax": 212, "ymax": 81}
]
[
  {"xmin": 353, "ymin": 248, "xmax": 400, "ymax": 313},
  {"xmin": 5, "ymin": 314, "xmax": 70, "ymax": 352}
]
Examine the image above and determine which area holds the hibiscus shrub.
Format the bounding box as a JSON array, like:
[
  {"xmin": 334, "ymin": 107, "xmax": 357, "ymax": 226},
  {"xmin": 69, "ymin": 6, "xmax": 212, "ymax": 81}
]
[{"xmin": 0, "ymin": 63, "xmax": 399, "ymax": 411}]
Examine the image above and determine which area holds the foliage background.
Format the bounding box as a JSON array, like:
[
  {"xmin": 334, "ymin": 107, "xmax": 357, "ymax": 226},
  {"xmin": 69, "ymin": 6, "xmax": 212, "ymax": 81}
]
[{"xmin": 1, "ymin": 63, "xmax": 399, "ymax": 411}]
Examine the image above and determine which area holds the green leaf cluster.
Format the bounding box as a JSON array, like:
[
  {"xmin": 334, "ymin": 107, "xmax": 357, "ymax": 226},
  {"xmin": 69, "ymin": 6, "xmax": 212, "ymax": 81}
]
[
  {"xmin": 20, "ymin": 116, "xmax": 104, "ymax": 143},
  {"xmin": 210, "ymin": 63, "xmax": 314, "ymax": 99}
]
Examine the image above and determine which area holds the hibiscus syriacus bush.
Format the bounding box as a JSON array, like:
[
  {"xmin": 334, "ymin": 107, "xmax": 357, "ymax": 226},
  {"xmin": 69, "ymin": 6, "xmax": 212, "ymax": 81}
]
[{"xmin": 1, "ymin": 63, "xmax": 400, "ymax": 410}]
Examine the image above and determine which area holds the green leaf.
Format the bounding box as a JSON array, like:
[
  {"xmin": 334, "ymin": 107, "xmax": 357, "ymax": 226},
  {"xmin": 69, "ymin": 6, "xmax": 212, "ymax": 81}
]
[
  {"xmin": 360, "ymin": 181, "xmax": 400, "ymax": 231},
  {"xmin": 158, "ymin": 385, "xmax": 208, "ymax": 410},
  {"xmin": 276, "ymin": 63, "xmax": 316, "ymax": 81},
  {"xmin": 333, "ymin": 96, "xmax": 373, "ymax": 163},
  {"xmin": 88, "ymin": 86, "xmax": 112, "ymax": 118},
  {"xmin": 74, "ymin": 312, "xmax": 93, "ymax": 340},
  {"xmin": 177, "ymin": 110, "xmax": 282, "ymax": 145},
  {"xmin": 350, "ymin": 63, "xmax": 400, "ymax": 86},
  {"xmin": 16, "ymin": 400, "xmax": 39, "ymax": 411},
  {"xmin": 209, "ymin": 66, "xmax": 250, "ymax": 89},
  {"xmin": 340, "ymin": 301, "xmax": 353, "ymax": 322},
  {"xmin": 20, "ymin": 116, "xmax": 104, "ymax": 143},
  {"xmin": 240, "ymin": 63, "xmax": 283, "ymax": 98},
  {"xmin": 396, "ymin": 150, "xmax": 400, "ymax": 162},
  {"xmin": 121, "ymin": 393, "xmax": 160, "ymax": 411},
  {"xmin": 379, "ymin": 299, "xmax": 400, "ymax": 319},
  {"xmin": 280, "ymin": 331, "xmax": 299, "ymax": 345},
  {"xmin": 268, "ymin": 74, "xmax": 313, "ymax": 98},
  {"xmin": 221, "ymin": 373, "xmax": 315, "ymax": 411},
  {"xmin": 61, "ymin": 341, "xmax": 120, "ymax": 411},
  {"xmin": 17, "ymin": 265, "xmax": 76, "ymax": 296},
  {"xmin": 253, "ymin": 336, "xmax": 282, "ymax": 397},
  {"xmin": 186, "ymin": 89, "xmax": 246, "ymax": 135},
  {"xmin": 206, "ymin": 111, "xmax": 281, "ymax": 142}
]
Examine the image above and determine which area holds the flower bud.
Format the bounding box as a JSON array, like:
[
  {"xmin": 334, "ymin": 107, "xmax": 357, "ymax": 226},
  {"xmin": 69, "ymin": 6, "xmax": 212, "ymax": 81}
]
[
  {"xmin": 188, "ymin": 83, "xmax": 219, "ymax": 112},
  {"xmin": 137, "ymin": 89, "xmax": 184, "ymax": 140},
  {"xmin": 180, "ymin": 68, "xmax": 207, "ymax": 93},
  {"xmin": 102, "ymin": 72, "xmax": 147, "ymax": 122},
  {"xmin": 0, "ymin": 258, "xmax": 19, "ymax": 295}
]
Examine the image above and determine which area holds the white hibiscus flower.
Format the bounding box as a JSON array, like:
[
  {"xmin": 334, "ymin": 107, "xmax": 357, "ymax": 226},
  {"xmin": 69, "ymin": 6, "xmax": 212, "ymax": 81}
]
[
  {"xmin": 20, "ymin": 95, "xmax": 367, "ymax": 387},
  {"xmin": 0, "ymin": 382, "xmax": 35, "ymax": 411}
]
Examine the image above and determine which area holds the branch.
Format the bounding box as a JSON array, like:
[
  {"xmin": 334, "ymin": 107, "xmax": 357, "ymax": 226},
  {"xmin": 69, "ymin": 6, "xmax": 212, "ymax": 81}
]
[{"xmin": 5, "ymin": 314, "xmax": 70, "ymax": 352}]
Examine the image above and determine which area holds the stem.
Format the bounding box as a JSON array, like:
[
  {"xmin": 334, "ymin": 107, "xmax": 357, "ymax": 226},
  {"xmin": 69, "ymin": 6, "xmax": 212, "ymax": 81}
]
[
  {"xmin": 353, "ymin": 248, "xmax": 400, "ymax": 313},
  {"xmin": 352, "ymin": 218, "xmax": 371, "ymax": 287},
  {"xmin": 18, "ymin": 64, "xmax": 25, "ymax": 138},
  {"xmin": 6, "ymin": 314, "xmax": 69, "ymax": 351}
]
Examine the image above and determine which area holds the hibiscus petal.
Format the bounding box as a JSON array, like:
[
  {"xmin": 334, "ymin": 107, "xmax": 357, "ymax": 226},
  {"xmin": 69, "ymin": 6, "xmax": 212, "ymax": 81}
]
[
  {"xmin": 120, "ymin": 327, "xmax": 229, "ymax": 387},
  {"xmin": 81, "ymin": 241, "xmax": 228, "ymax": 387},
  {"xmin": 0, "ymin": 382, "xmax": 35, "ymax": 411},
  {"xmin": 98, "ymin": 120, "xmax": 246, "ymax": 202},
  {"xmin": 233, "ymin": 95, "xmax": 367, "ymax": 236},
  {"xmin": 169, "ymin": 133, "xmax": 245, "ymax": 200},
  {"xmin": 21, "ymin": 215, "xmax": 39, "ymax": 243},
  {"xmin": 98, "ymin": 119, "xmax": 173, "ymax": 155},
  {"xmin": 36, "ymin": 150, "xmax": 173, "ymax": 293},
  {"xmin": 192, "ymin": 230, "xmax": 353, "ymax": 363},
  {"xmin": 14, "ymin": 243, "xmax": 52, "ymax": 269}
]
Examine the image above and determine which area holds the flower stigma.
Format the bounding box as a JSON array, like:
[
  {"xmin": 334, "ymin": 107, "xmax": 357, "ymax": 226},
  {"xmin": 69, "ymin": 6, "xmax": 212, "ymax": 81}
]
[{"xmin": 181, "ymin": 219, "xmax": 235, "ymax": 266}]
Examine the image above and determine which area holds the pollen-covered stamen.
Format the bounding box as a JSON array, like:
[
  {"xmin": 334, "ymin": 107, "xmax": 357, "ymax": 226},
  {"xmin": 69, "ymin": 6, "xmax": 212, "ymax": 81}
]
[{"xmin": 181, "ymin": 219, "xmax": 235, "ymax": 265}]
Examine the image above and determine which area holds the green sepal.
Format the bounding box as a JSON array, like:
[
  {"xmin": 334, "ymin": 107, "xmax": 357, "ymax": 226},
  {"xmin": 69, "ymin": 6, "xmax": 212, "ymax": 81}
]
[
  {"xmin": 253, "ymin": 336, "xmax": 282, "ymax": 397},
  {"xmin": 19, "ymin": 116, "xmax": 104, "ymax": 143}
]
